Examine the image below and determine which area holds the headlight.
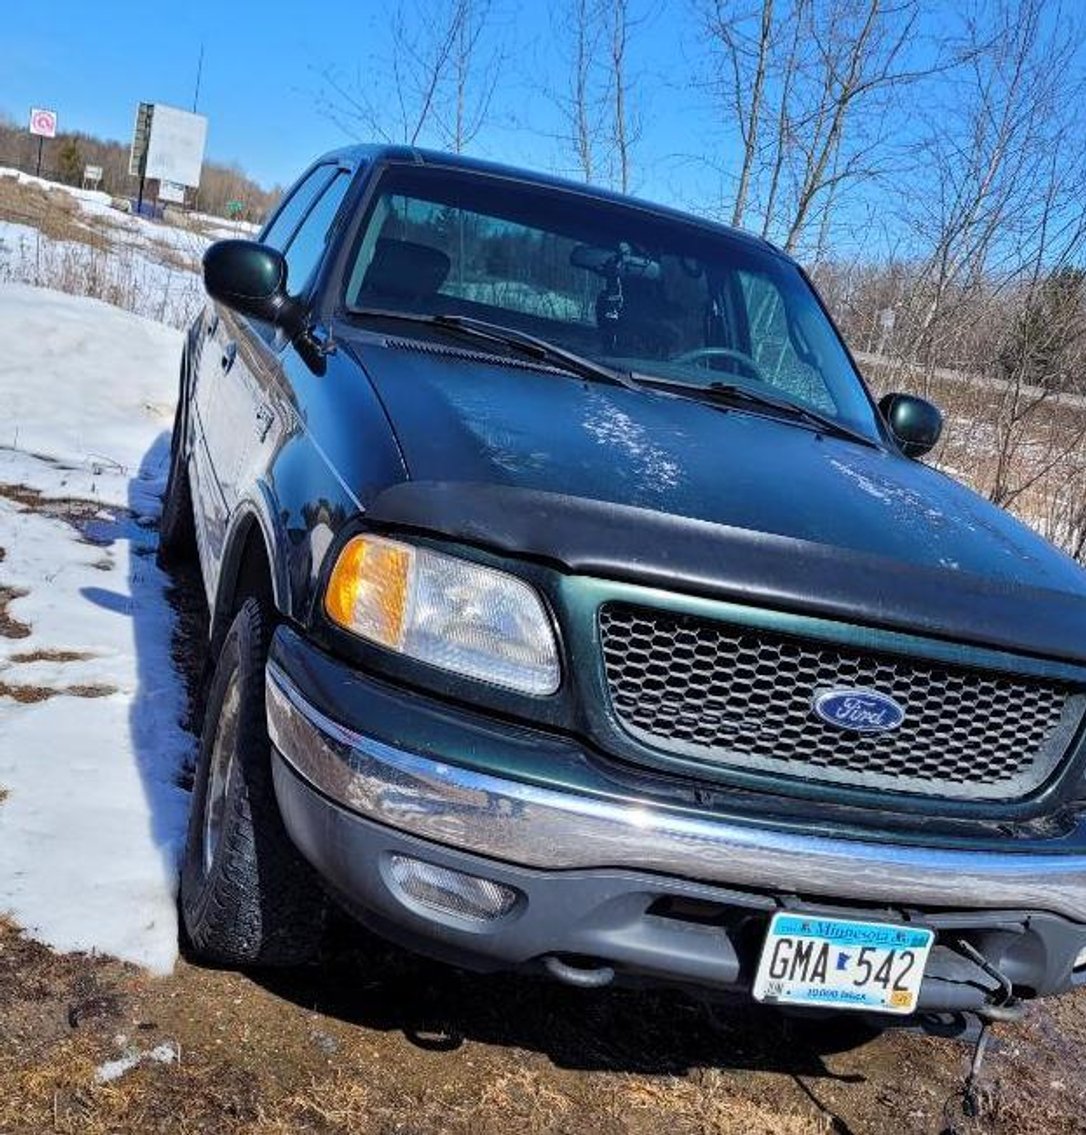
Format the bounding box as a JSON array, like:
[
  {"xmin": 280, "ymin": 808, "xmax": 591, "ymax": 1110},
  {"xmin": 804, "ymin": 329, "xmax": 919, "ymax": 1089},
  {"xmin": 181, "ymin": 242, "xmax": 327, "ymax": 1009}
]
[{"xmin": 325, "ymin": 535, "xmax": 560, "ymax": 695}]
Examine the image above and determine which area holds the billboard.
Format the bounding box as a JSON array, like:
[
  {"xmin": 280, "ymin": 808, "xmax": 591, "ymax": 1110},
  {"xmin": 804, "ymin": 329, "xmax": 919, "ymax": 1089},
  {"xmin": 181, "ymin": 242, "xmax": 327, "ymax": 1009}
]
[{"xmin": 135, "ymin": 103, "xmax": 208, "ymax": 188}]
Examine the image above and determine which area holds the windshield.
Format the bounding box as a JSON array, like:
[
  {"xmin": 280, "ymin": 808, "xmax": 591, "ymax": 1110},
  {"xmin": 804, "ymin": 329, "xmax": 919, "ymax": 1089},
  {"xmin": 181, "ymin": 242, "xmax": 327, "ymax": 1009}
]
[{"xmin": 344, "ymin": 165, "xmax": 881, "ymax": 440}]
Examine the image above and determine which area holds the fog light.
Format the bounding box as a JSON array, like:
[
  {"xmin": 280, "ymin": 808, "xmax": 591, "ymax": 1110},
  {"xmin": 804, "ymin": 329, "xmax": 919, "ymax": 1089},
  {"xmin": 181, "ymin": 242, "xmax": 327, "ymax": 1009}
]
[
  {"xmin": 388, "ymin": 855, "xmax": 519, "ymax": 923},
  {"xmin": 1075, "ymin": 945, "xmax": 1086, "ymax": 971}
]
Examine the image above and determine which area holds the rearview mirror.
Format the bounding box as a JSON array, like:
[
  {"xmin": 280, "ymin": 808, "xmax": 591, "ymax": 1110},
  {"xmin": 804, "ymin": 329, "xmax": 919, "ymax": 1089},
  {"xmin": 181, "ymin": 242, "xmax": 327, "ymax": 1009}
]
[
  {"xmin": 878, "ymin": 393, "xmax": 943, "ymax": 458},
  {"xmin": 203, "ymin": 240, "xmax": 305, "ymax": 339},
  {"xmin": 570, "ymin": 243, "xmax": 661, "ymax": 282}
]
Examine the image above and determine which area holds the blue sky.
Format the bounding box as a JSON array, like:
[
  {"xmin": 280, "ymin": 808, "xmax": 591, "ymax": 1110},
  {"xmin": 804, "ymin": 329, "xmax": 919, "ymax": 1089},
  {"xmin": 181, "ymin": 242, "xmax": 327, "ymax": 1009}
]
[
  {"xmin": 2, "ymin": 0, "xmax": 693, "ymax": 192},
  {"xmin": 4, "ymin": 0, "xmax": 1083, "ymax": 263},
  {"xmin": 3, "ymin": 0, "xmax": 375, "ymax": 188}
]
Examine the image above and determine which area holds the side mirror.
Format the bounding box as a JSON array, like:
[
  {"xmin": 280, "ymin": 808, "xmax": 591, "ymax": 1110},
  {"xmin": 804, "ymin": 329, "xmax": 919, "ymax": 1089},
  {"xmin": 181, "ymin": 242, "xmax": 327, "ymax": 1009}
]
[
  {"xmin": 878, "ymin": 392, "xmax": 943, "ymax": 458},
  {"xmin": 202, "ymin": 240, "xmax": 305, "ymax": 339}
]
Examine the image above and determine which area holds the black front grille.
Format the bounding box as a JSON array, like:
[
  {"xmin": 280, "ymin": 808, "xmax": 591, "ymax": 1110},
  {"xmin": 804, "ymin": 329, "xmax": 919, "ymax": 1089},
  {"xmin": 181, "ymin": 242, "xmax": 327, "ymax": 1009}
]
[{"xmin": 598, "ymin": 603, "xmax": 1084, "ymax": 800}]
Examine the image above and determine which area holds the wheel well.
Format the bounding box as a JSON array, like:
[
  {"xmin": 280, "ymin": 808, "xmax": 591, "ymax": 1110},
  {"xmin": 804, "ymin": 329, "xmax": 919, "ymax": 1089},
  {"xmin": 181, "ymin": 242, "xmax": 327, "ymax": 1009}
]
[{"xmin": 212, "ymin": 519, "xmax": 276, "ymax": 654}]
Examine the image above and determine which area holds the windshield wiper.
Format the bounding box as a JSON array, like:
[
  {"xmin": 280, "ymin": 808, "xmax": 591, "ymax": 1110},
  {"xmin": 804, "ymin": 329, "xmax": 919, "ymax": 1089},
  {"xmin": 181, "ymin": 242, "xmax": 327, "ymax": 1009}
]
[
  {"xmin": 351, "ymin": 308, "xmax": 636, "ymax": 390},
  {"xmin": 435, "ymin": 314, "xmax": 638, "ymax": 389},
  {"xmin": 707, "ymin": 382, "xmax": 877, "ymax": 446},
  {"xmin": 642, "ymin": 377, "xmax": 878, "ymax": 448}
]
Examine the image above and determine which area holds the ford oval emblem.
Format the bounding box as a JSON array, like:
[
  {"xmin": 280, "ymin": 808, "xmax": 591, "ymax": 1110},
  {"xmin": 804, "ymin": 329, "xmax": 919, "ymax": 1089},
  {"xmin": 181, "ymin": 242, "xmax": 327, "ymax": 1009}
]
[{"xmin": 813, "ymin": 688, "xmax": 905, "ymax": 733}]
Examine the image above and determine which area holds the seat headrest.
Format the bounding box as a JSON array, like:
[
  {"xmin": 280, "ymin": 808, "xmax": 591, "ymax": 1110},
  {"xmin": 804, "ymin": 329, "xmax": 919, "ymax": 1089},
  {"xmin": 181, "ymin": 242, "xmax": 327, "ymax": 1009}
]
[{"xmin": 359, "ymin": 237, "xmax": 451, "ymax": 302}]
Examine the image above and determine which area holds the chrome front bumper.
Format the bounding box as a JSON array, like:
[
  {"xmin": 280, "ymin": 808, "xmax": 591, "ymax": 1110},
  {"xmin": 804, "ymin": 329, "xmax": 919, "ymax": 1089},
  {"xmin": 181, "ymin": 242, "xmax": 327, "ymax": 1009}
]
[{"xmin": 266, "ymin": 662, "xmax": 1086, "ymax": 922}]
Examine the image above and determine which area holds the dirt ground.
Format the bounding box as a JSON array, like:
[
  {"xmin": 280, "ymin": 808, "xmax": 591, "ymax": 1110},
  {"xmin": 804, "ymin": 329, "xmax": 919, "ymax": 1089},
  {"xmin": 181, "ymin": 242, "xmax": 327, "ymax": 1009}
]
[
  {"xmin": 3, "ymin": 497, "xmax": 1086, "ymax": 1134},
  {"xmin": 3, "ymin": 914, "xmax": 1086, "ymax": 1135}
]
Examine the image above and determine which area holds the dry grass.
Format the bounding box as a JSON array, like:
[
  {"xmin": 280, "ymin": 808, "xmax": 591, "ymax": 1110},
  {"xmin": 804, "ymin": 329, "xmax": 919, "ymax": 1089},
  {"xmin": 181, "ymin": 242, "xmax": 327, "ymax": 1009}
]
[
  {"xmin": 0, "ymin": 482, "xmax": 121, "ymax": 525},
  {"xmin": 0, "ymin": 174, "xmax": 110, "ymax": 251},
  {"xmin": 8, "ymin": 649, "xmax": 94, "ymax": 664},
  {"xmin": 146, "ymin": 237, "xmax": 201, "ymax": 276},
  {"xmin": 0, "ymin": 174, "xmax": 206, "ymax": 328},
  {"xmin": 0, "ymin": 584, "xmax": 31, "ymax": 639},
  {"xmin": 2, "ymin": 900, "xmax": 1086, "ymax": 1135},
  {"xmin": 0, "ymin": 680, "xmax": 116, "ymax": 703}
]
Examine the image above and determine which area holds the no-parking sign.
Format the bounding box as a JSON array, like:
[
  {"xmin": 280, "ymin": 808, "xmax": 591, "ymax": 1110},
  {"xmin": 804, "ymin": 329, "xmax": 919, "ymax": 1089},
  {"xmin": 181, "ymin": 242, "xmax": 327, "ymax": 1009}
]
[{"xmin": 29, "ymin": 108, "xmax": 57, "ymax": 138}]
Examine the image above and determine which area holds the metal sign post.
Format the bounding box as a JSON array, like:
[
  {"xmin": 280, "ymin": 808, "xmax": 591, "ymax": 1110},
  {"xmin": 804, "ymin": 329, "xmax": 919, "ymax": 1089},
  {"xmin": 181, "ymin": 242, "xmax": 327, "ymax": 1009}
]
[
  {"xmin": 130, "ymin": 102, "xmax": 154, "ymax": 215},
  {"xmin": 28, "ymin": 107, "xmax": 58, "ymax": 177}
]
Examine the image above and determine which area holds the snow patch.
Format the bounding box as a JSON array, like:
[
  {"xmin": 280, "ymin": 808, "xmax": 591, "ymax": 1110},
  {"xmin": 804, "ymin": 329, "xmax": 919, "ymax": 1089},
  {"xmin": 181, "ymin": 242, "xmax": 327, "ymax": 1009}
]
[
  {"xmin": 0, "ymin": 283, "xmax": 179, "ymax": 506},
  {"xmin": 0, "ymin": 166, "xmax": 113, "ymax": 212},
  {"xmin": 0, "ymin": 168, "xmax": 208, "ymax": 328},
  {"xmin": 0, "ymin": 283, "xmax": 193, "ymax": 974},
  {"xmin": 583, "ymin": 397, "xmax": 681, "ymax": 491},
  {"xmin": 95, "ymin": 1041, "xmax": 179, "ymax": 1083}
]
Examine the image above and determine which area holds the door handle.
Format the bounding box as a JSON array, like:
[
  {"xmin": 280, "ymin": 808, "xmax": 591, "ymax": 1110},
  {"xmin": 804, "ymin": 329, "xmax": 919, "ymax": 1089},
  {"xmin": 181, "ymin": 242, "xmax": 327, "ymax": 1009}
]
[{"xmin": 221, "ymin": 341, "xmax": 237, "ymax": 373}]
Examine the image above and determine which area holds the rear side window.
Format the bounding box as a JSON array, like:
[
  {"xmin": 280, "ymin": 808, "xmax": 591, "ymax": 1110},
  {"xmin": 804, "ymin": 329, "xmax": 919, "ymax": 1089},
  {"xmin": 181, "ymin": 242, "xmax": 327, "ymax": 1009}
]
[
  {"xmin": 282, "ymin": 171, "xmax": 352, "ymax": 294},
  {"xmin": 261, "ymin": 165, "xmax": 336, "ymax": 250}
]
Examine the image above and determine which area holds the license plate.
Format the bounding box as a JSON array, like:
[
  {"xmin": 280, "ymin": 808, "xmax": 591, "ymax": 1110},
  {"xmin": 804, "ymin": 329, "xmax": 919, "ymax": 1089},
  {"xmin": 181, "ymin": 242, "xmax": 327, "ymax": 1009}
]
[{"xmin": 752, "ymin": 913, "xmax": 934, "ymax": 1015}]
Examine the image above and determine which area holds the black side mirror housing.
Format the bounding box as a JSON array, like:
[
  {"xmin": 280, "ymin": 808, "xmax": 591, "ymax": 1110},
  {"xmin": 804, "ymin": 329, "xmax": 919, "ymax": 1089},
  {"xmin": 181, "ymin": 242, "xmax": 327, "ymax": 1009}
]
[
  {"xmin": 203, "ymin": 240, "xmax": 305, "ymax": 339},
  {"xmin": 878, "ymin": 392, "xmax": 943, "ymax": 458}
]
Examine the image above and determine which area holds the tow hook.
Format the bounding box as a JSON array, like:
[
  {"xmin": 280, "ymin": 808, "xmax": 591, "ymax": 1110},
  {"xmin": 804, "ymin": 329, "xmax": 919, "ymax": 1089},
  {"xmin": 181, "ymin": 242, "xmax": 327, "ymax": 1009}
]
[{"xmin": 543, "ymin": 954, "xmax": 616, "ymax": 989}]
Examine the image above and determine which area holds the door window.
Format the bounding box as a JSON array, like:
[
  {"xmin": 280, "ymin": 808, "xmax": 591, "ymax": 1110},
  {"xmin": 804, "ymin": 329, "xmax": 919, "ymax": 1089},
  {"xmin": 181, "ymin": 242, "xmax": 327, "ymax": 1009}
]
[
  {"xmin": 281, "ymin": 171, "xmax": 352, "ymax": 294},
  {"xmin": 261, "ymin": 165, "xmax": 336, "ymax": 251}
]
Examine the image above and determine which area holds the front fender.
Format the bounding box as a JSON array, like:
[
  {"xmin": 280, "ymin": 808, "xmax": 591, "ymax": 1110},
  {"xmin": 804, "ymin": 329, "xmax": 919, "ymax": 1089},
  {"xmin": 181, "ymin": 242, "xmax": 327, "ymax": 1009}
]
[{"xmin": 210, "ymin": 485, "xmax": 290, "ymax": 649}]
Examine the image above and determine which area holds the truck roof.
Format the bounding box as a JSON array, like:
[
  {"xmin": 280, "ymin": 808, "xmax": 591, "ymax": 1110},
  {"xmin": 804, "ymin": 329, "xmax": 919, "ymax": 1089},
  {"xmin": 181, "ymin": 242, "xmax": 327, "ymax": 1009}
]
[{"xmin": 316, "ymin": 143, "xmax": 781, "ymax": 258}]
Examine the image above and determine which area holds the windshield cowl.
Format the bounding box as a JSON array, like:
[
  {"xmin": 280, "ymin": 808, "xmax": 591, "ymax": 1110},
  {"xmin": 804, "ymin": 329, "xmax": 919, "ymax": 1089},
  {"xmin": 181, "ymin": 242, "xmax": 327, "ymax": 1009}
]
[{"xmin": 349, "ymin": 307, "xmax": 636, "ymax": 389}]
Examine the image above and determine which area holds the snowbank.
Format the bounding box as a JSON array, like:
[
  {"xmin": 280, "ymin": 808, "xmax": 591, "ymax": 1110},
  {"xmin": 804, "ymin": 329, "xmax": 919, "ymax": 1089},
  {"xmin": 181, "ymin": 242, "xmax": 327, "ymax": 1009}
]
[
  {"xmin": 0, "ymin": 284, "xmax": 182, "ymax": 502},
  {"xmin": 0, "ymin": 283, "xmax": 192, "ymax": 973}
]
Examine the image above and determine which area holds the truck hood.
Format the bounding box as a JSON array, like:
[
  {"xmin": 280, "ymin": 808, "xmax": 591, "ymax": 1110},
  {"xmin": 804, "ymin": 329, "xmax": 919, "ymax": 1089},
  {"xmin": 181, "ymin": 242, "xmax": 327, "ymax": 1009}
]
[{"xmin": 345, "ymin": 337, "xmax": 1086, "ymax": 661}]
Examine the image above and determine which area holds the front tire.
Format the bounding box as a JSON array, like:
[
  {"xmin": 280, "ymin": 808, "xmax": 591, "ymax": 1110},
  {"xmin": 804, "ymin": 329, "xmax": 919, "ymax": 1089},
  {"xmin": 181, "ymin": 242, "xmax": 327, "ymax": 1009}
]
[{"xmin": 180, "ymin": 597, "xmax": 326, "ymax": 966}]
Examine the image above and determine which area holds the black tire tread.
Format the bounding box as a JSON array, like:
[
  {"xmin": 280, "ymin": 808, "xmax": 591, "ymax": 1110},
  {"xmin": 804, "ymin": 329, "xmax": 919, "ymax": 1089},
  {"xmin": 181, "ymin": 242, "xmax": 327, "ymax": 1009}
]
[{"xmin": 181, "ymin": 597, "xmax": 325, "ymax": 966}]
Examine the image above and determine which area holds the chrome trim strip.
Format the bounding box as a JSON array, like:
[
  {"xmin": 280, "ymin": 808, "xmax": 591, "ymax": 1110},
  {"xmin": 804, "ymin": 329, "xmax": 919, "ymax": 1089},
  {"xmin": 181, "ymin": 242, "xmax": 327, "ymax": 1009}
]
[{"xmin": 266, "ymin": 664, "xmax": 1086, "ymax": 922}]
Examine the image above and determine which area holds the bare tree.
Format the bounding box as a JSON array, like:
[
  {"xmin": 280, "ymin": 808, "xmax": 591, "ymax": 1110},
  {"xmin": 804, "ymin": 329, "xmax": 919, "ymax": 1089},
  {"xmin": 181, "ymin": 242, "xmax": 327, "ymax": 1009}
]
[
  {"xmin": 759, "ymin": 0, "xmax": 806, "ymax": 239},
  {"xmin": 549, "ymin": 0, "xmax": 608, "ymax": 182},
  {"xmin": 697, "ymin": 0, "xmax": 935, "ymax": 253},
  {"xmin": 703, "ymin": 0, "xmax": 775, "ymax": 228},
  {"xmin": 316, "ymin": 0, "xmax": 502, "ymax": 153},
  {"xmin": 543, "ymin": 0, "xmax": 646, "ymax": 189},
  {"xmin": 898, "ymin": 0, "xmax": 1085, "ymax": 369},
  {"xmin": 781, "ymin": 0, "xmax": 920, "ymax": 253},
  {"xmin": 607, "ymin": 0, "xmax": 635, "ymax": 192},
  {"xmin": 441, "ymin": 0, "xmax": 503, "ymax": 151}
]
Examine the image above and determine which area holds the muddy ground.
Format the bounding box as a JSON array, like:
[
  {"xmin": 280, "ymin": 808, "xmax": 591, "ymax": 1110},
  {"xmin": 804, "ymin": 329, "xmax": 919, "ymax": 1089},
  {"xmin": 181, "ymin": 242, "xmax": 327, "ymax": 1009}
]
[
  {"xmin": 2, "ymin": 496, "xmax": 1086, "ymax": 1134},
  {"xmin": 3, "ymin": 914, "xmax": 1086, "ymax": 1135}
]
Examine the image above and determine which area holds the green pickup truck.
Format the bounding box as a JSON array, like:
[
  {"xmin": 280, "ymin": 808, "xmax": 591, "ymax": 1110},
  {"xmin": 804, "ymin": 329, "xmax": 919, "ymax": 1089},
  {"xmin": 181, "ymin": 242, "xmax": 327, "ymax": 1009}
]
[{"xmin": 160, "ymin": 145, "xmax": 1086, "ymax": 1031}]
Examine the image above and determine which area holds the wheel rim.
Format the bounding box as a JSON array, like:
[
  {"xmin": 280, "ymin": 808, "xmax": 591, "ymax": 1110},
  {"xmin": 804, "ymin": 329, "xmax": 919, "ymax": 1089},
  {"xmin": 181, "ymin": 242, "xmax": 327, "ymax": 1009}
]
[{"xmin": 203, "ymin": 675, "xmax": 242, "ymax": 875}]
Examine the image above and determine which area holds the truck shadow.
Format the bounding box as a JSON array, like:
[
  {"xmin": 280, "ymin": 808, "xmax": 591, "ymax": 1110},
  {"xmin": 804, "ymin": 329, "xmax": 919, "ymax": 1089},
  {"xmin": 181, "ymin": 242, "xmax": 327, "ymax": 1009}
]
[
  {"xmin": 248, "ymin": 920, "xmax": 880, "ymax": 1080},
  {"xmin": 75, "ymin": 432, "xmax": 195, "ymax": 930}
]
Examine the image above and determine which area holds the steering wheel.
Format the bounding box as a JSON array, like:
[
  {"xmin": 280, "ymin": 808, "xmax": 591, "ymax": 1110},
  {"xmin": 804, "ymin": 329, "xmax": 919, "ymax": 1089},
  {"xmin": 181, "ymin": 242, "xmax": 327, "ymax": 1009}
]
[{"xmin": 673, "ymin": 347, "xmax": 765, "ymax": 384}]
